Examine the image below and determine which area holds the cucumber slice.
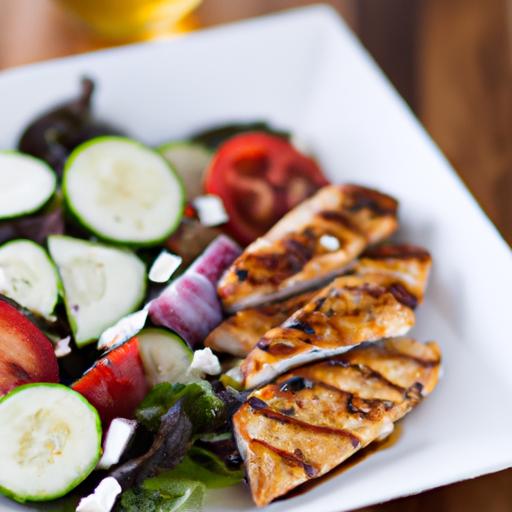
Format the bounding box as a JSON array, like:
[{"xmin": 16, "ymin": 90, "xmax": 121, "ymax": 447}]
[
  {"xmin": 0, "ymin": 383, "xmax": 101, "ymax": 503},
  {"xmin": 0, "ymin": 151, "xmax": 56, "ymax": 220},
  {"xmin": 137, "ymin": 328, "xmax": 194, "ymax": 386},
  {"xmin": 63, "ymin": 137, "xmax": 185, "ymax": 246},
  {"xmin": 0, "ymin": 239, "xmax": 60, "ymax": 318},
  {"xmin": 48, "ymin": 235, "xmax": 146, "ymax": 347},
  {"xmin": 158, "ymin": 141, "xmax": 212, "ymax": 200}
]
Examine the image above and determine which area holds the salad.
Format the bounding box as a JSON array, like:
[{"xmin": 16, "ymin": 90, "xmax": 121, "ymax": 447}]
[{"xmin": 0, "ymin": 78, "xmax": 441, "ymax": 511}]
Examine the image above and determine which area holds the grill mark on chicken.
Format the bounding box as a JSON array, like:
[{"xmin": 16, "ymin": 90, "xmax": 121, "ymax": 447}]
[
  {"xmin": 251, "ymin": 439, "xmax": 319, "ymax": 478},
  {"xmin": 313, "ymin": 296, "xmax": 326, "ymax": 310},
  {"xmin": 344, "ymin": 184, "xmax": 398, "ymax": 217},
  {"xmin": 248, "ymin": 397, "xmax": 269, "ymax": 410},
  {"xmin": 285, "ymin": 319, "xmax": 316, "ymax": 335},
  {"xmin": 240, "ymin": 231, "xmax": 319, "ymax": 287},
  {"xmin": 256, "ymin": 339, "xmax": 271, "ymax": 351},
  {"xmin": 278, "ymin": 376, "xmax": 315, "ymax": 393},
  {"xmin": 236, "ymin": 269, "xmax": 249, "ymax": 282},
  {"xmin": 323, "ymin": 360, "xmax": 408, "ymax": 395},
  {"xmin": 363, "ymin": 244, "xmax": 431, "ymax": 261},
  {"xmin": 336, "ymin": 282, "xmax": 419, "ymax": 308},
  {"xmin": 388, "ymin": 283, "xmax": 418, "ymax": 309},
  {"xmin": 334, "ymin": 390, "xmax": 391, "ymax": 417},
  {"xmin": 317, "ymin": 210, "xmax": 362, "ymax": 233},
  {"xmin": 405, "ymin": 382, "xmax": 424, "ymax": 401},
  {"xmin": 262, "ymin": 341, "xmax": 300, "ymax": 356},
  {"xmin": 343, "ymin": 283, "xmax": 387, "ymax": 300}
]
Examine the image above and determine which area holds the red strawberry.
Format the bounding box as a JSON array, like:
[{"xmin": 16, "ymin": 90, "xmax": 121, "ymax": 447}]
[
  {"xmin": 0, "ymin": 299, "xmax": 59, "ymax": 395},
  {"xmin": 72, "ymin": 337, "xmax": 149, "ymax": 426}
]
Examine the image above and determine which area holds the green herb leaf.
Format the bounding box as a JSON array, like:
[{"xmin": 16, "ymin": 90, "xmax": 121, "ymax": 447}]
[
  {"xmin": 136, "ymin": 381, "xmax": 224, "ymax": 434},
  {"xmin": 119, "ymin": 479, "xmax": 205, "ymax": 512}
]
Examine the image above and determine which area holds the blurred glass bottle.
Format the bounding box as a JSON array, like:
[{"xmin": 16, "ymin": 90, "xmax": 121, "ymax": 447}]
[{"xmin": 57, "ymin": 0, "xmax": 202, "ymax": 40}]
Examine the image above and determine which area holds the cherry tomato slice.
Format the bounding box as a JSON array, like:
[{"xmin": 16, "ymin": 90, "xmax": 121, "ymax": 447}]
[{"xmin": 204, "ymin": 132, "xmax": 329, "ymax": 245}]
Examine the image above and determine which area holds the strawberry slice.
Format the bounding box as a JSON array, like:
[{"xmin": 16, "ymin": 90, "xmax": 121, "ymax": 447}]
[
  {"xmin": 0, "ymin": 299, "xmax": 59, "ymax": 395},
  {"xmin": 72, "ymin": 337, "xmax": 149, "ymax": 426}
]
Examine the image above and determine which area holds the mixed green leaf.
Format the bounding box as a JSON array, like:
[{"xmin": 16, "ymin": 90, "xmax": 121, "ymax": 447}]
[{"xmin": 135, "ymin": 381, "xmax": 225, "ymax": 434}]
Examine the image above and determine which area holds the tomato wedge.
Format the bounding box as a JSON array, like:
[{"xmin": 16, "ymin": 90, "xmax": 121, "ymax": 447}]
[
  {"xmin": 204, "ymin": 132, "xmax": 329, "ymax": 245},
  {"xmin": 72, "ymin": 337, "xmax": 149, "ymax": 426}
]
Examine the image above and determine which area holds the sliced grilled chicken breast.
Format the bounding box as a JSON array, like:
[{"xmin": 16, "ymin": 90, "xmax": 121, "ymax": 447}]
[
  {"xmin": 233, "ymin": 337, "xmax": 441, "ymax": 507},
  {"xmin": 218, "ymin": 185, "xmax": 398, "ymax": 313},
  {"xmin": 355, "ymin": 244, "xmax": 432, "ymax": 303},
  {"xmin": 207, "ymin": 244, "xmax": 430, "ymax": 358},
  {"xmin": 205, "ymin": 290, "xmax": 317, "ymax": 357},
  {"xmin": 240, "ymin": 245, "xmax": 432, "ymax": 388}
]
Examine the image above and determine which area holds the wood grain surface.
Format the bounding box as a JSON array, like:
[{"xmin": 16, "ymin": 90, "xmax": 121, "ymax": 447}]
[{"xmin": 0, "ymin": 0, "xmax": 511, "ymax": 510}]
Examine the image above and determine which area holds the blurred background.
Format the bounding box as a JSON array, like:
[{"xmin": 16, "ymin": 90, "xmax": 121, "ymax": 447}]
[
  {"xmin": 0, "ymin": 1, "xmax": 511, "ymax": 508},
  {"xmin": 0, "ymin": 0, "xmax": 511, "ymax": 249}
]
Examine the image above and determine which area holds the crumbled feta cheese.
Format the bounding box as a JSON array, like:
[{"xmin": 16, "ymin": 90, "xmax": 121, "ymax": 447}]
[
  {"xmin": 76, "ymin": 477, "xmax": 121, "ymax": 512},
  {"xmin": 189, "ymin": 348, "xmax": 221, "ymax": 376},
  {"xmin": 193, "ymin": 195, "xmax": 229, "ymax": 227},
  {"xmin": 97, "ymin": 418, "xmax": 137, "ymax": 470},
  {"xmin": 97, "ymin": 309, "xmax": 148, "ymax": 350},
  {"xmin": 148, "ymin": 251, "xmax": 182, "ymax": 283},
  {"xmin": 319, "ymin": 234, "xmax": 340, "ymax": 251},
  {"xmin": 54, "ymin": 336, "xmax": 72, "ymax": 358}
]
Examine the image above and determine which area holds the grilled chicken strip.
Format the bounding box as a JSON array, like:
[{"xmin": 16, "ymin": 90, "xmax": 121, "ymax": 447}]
[
  {"xmin": 207, "ymin": 244, "xmax": 429, "ymax": 358},
  {"xmin": 355, "ymin": 244, "xmax": 432, "ymax": 303},
  {"xmin": 240, "ymin": 245, "xmax": 432, "ymax": 388},
  {"xmin": 218, "ymin": 184, "xmax": 398, "ymax": 313},
  {"xmin": 205, "ymin": 290, "xmax": 317, "ymax": 357},
  {"xmin": 233, "ymin": 337, "xmax": 441, "ymax": 507}
]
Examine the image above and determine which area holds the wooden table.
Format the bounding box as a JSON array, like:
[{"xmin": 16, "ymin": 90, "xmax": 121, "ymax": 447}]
[{"xmin": 1, "ymin": 1, "xmax": 511, "ymax": 510}]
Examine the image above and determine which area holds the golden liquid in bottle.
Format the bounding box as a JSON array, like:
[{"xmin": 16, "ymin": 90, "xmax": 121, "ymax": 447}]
[{"xmin": 58, "ymin": 0, "xmax": 202, "ymax": 40}]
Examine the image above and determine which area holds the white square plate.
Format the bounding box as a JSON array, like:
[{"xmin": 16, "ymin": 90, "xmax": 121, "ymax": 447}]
[{"xmin": 0, "ymin": 5, "xmax": 511, "ymax": 512}]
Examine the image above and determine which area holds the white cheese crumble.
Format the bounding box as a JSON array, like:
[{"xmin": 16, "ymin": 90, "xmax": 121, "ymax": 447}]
[
  {"xmin": 148, "ymin": 251, "xmax": 182, "ymax": 283},
  {"xmin": 319, "ymin": 234, "xmax": 340, "ymax": 251},
  {"xmin": 189, "ymin": 347, "xmax": 221, "ymax": 376},
  {"xmin": 54, "ymin": 336, "xmax": 72, "ymax": 358},
  {"xmin": 193, "ymin": 194, "xmax": 229, "ymax": 227},
  {"xmin": 97, "ymin": 418, "xmax": 137, "ymax": 470},
  {"xmin": 97, "ymin": 309, "xmax": 148, "ymax": 350},
  {"xmin": 76, "ymin": 477, "xmax": 121, "ymax": 512}
]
